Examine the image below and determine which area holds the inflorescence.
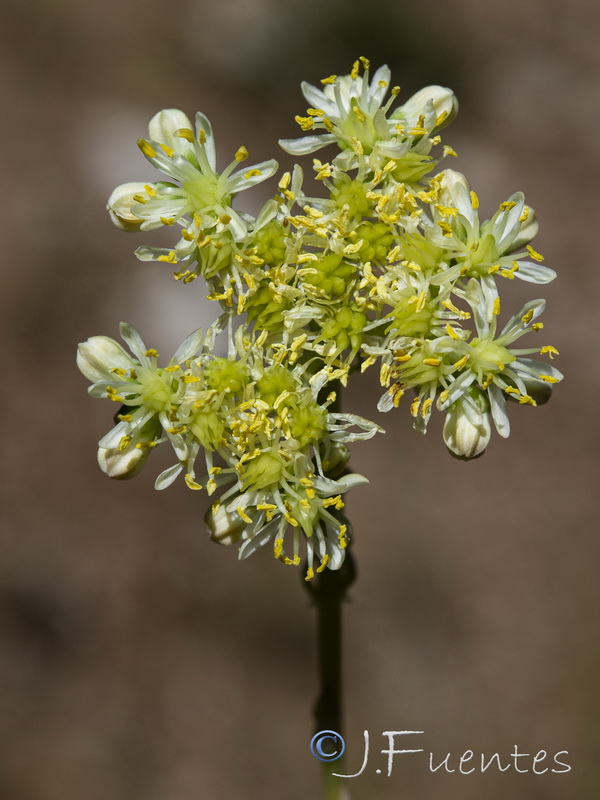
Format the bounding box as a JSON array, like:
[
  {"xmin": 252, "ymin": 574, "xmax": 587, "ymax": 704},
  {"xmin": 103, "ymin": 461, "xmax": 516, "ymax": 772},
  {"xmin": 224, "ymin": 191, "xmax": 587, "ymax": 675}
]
[{"xmin": 78, "ymin": 58, "xmax": 562, "ymax": 577}]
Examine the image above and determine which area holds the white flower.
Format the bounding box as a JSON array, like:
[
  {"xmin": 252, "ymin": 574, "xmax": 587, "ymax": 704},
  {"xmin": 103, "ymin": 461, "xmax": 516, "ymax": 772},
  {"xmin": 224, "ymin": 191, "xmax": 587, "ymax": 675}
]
[
  {"xmin": 77, "ymin": 323, "xmax": 206, "ymax": 476},
  {"xmin": 279, "ymin": 59, "xmax": 456, "ymax": 173},
  {"xmin": 107, "ymin": 109, "xmax": 279, "ymax": 268},
  {"xmin": 437, "ymin": 279, "xmax": 563, "ymax": 438},
  {"xmin": 426, "ymin": 170, "xmax": 556, "ymax": 307}
]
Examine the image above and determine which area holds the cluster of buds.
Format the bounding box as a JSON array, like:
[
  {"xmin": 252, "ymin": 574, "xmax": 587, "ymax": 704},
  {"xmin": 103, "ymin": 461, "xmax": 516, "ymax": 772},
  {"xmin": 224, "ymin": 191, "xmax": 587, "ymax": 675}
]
[{"xmin": 79, "ymin": 58, "xmax": 561, "ymax": 575}]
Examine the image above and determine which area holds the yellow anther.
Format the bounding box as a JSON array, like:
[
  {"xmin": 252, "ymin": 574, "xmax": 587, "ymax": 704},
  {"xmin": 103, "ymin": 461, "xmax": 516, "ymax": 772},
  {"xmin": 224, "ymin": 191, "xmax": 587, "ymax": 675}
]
[
  {"xmin": 118, "ymin": 435, "xmax": 132, "ymax": 451},
  {"xmin": 144, "ymin": 348, "xmax": 159, "ymax": 358},
  {"xmin": 488, "ymin": 265, "xmax": 500, "ymax": 274},
  {"xmin": 291, "ymin": 333, "xmax": 308, "ymax": 352},
  {"xmin": 284, "ymin": 513, "xmax": 299, "ymax": 528},
  {"xmin": 143, "ymin": 184, "xmax": 157, "ymax": 196},
  {"xmin": 257, "ymin": 503, "xmax": 277, "ymax": 511},
  {"xmin": 410, "ymin": 397, "xmax": 420, "ymax": 417},
  {"xmin": 540, "ymin": 374, "xmax": 560, "ymax": 383},
  {"xmin": 361, "ymin": 356, "xmax": 376, "ymax": 373},
  {"xmin": 481, "ymin": 374, "xmax": 493, "ymax": 389},
  {"xmin": 111, "ymin": 367, "xmax": 127, "ymax": 377},
  {"xmin": 415, "ymin": 291, "xmax": 427, "ymax": 312},
  {"xmin": 437, "ymin": 220, "xmax": 454, "ymax": 236},
  {"xmin": 168, "ymin": 425, "xmax": 186, "ymax": 435},
  {"xmin": 439, "ymin": 389, "xmax": 449, "ymax": 404},
  {"xmin": 470, "ymin": 190, "xmax": 479, "ymax": 210},
  {"xmin": 182, "ymin": 375, "xmax": 201, "ymax": 383},
  {"xmin": 235, "ymin": 146, "xmax": 249, "ymax": 162},
  {"xmin": 521, "ymin": 309, "xmax": 534, "ymax": 325},
  {"xmin": 527, "ymin": 245, "xmax": 544, "ymax": 262},
  {"xmin": 182, "ymin": 273, "xmax": 197, "ymax": 284},
  {"xmin": 295, "ymin": 115, "xmax": 314, "ymax": 131},
  {"xmin": 499, "ymin": 200, "xmax": 517, "ymax": 211},
  {"xmin": 304, "ymin": 567, "xmax": 315, "ymax": 582},
  {"xmin": 443, "ymin": 145, "xmax": 458, "ymax": 157},
  {"xmin": 132, "ymin": 193, "xmax": 146, "ymax": 204},
  {"xmin": 453, "ymin": 355, "xmax": 469, "ymax": 370},
  {"xmin": 322, "ymin": 116, "xmax": 334, "ymax": 133},
  {"xmin": 532, "ymin": 322, "xmax": 544, "ymax": 331},
  {"xmin": 137, "ymin": 139, "xmax": 156, "ymax": 158},
  {"xmin": 493, "ymin": 297, "xmax": 501, "ymax": 316},
  {"xmin": 106, "ymin": 387, "xmax": 125, "ymax": 402},
  {"xmin": 160, "ymin": 216, "xmax": 176, "ymax": 226},
  {"xmin": 350, "ymin": 136, "xmax": 364, "ymax": 155},
  {"xmin": 350, "ymin": 60, "xmax": 360, "ymax": 79},
  {"xmin": 174, "ymin": 128, "xmax": 195, "ymax": 142},
  {"xmin": 445, "ymin": 323, "xmax": 460, "ymax": 340},
  {"xmin": 504, "ymin": 386, "xmax": 520, "ymax": 395},
  {"xmin": 135, "ymin": 440, "xmax": 157, "ymax": 450},
  {"xmin": 321, "ymin": 74, "xmax": 337, "ymax": 85},
  {"xmin": 435, "ymin": 204, "xmax": 458, "ymax": 217},
  {"xmin": 519, "ymin": 206, "xmax": 530, "ymax": 223},
  {"xmin": 317, "ymin": 554, "xmax": 330, "ymax": 573},
  {"xmin": 352, "ymin": 104, "xmax": 367, "ymax": 123},
  {"xmin": 184, "ymin": 474, "xmax": 203, "ymax": 490},
  {"xmin": 518, "ymin": 394, "xmax": 537, "ymax": 406},
  {"xmin": 421, "ymin": 397, "xmax": 433, "ymax": 418},
  {"xmin": 391, "ymin": 85, "xmax": 401, "ymax": 96},
  {"xmin": 540, "ymin": 345, "xmax": 559, "ymax": 359},
  {"xmin": 278, "ymin": 172, "xmax": 291, "ymax": 191},
  {"xmin": 423, "ymin": 357, "xmax": 441, "ymax": 367},
  {"xmin": 237, "ymin": 506, "xmax": 253, "ymax": 524},
  {"xmin": 117, "ymin": 413, "xmax": 133, "ymax": 422},
  {"xmin": 244, "ymin": 169, "xmax": 262, "ymax": 179},
  {"xmin": 198, "ymin": 128, "xmax": 206, "ymax": 144},
  {"xmin": 219, "ymin": 213, "xmax": 231, "ymax": 224},
  {"xmin": 157, "ymin": 251, "xmax": 178, "ymax": 264}
]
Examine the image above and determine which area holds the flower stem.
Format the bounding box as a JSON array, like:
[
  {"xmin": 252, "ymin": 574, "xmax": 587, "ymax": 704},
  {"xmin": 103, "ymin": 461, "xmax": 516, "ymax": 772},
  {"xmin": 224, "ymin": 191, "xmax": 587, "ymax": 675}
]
[{"xmin": 305, "ymin": 548, "xmax": 356, "ymax": 799}]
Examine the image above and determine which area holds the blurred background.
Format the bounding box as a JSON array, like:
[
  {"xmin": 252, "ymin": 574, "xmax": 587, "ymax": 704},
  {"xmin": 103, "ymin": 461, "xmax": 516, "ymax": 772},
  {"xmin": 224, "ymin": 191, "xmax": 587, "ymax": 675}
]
[{"xmin": 1, "ymin": 0, "xmax": 599, "ymax": 797}]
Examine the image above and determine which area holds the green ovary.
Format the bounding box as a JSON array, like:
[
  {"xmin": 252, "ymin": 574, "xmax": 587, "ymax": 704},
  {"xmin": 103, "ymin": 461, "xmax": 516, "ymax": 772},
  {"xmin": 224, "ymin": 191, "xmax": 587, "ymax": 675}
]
[
  {"xmin": 253, "ymin": 221, "xmax": 287, "ymax": 266},
  {"xmin": 338, "ymin": 107, "xmax": 377, "ymax": 152},
  {"xmin": 356, "ymin": 221, "xmax": 395, "ymax": 263},
  {"xmin": 391, "ymin": 151, "xmax": 434, "ymax": 183},
  {"xmin": 289, "ymin": 403, "xmax": 327, "ymax": 447},
  {"xmin": 256, "ymin": 366, "xmax": 297, "ymax": 407},
  {"xmin": 190, "ymin": 410, "xmax": 224, "ymax": 450},
  {"xmin": 470, "ymin": 339, "xmax": 515, "ymax": 373},
  {"xmin": 246, "ymin": 285, "xmax": 291, "ymax": 332},
  {"xmin": 205, "ymin": 358, "xmax": 249, "ymax": 394},
  {"xmin": 139, "ymin": 373, "xmax": 173, "ymax": 412},
  {"xmin": 320, "ymin": 307, "xmax": 367, "ymax": 352},
  {"xmin": 243, "ymin": 452, "xmax": 283, "ymax": 490},
  {"xmin": 183, "ymin": 174, "xmax": 229, "ymax": 212},
  {"xmin": 401, "ymin": 233, "xmax": 444, "ymax": 272},
  {"xmin": 303, "ymin": 253, "xmax": 356, "ymax": 296},
  {"xmin": 332, "ymin": 179, "xmax": 372, "ymax": 219},
  {"xmin": 387, "ymin": 294, "xmax": 434, "ymax": 338}
]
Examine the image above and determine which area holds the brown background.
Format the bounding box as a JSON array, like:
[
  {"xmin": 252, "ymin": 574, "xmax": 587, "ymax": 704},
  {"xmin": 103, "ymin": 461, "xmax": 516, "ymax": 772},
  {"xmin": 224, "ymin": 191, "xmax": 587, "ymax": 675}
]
[{"xmin": 1, "ymin": 0, "xmax": 599, "ymax": 797}]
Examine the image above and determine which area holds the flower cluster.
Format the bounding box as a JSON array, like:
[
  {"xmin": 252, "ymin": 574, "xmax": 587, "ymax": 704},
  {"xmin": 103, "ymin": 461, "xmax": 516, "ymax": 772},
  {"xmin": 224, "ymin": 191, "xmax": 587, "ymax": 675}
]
[{"xmin": 79, "ymin": 57, "xmax": 561, "ymax": 574}]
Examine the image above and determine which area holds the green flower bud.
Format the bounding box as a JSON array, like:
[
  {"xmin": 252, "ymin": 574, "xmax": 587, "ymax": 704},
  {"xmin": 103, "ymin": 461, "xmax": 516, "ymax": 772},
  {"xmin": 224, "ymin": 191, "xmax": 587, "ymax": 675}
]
[
  {"xmin": 205, "ymin": 358, "xmax": 249, "ymax": 394},
  {"xmin": 242, "ymin": 452, "xmax": 283, "ymax": 490},
  {"xmin": 190, "ymin": 409, "xmax": 225, "ymax": 450}
]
